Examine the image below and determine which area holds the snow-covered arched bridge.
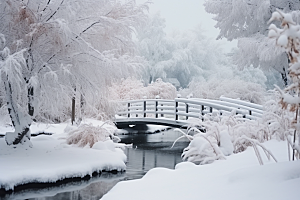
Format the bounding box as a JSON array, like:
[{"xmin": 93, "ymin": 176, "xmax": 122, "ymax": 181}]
[{"xmin": 114, "ymin": 97, "xmax": 263, "ymax": 129}]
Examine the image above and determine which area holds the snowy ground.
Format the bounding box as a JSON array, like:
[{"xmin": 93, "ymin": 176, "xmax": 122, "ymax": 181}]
[
  {"xmin": 101, "ymin": 140, "xmax": 300, "ymax": 200},
  {"xmin": 0, "ymin": 119, "xmax": 127, "ymax": 191}
]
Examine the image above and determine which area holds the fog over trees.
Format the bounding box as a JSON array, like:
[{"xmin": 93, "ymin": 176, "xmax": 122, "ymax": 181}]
[
  {"xmin": 204, "ymin": 0, "xmax": 300, "ymax": 87},
  {"xmin": 136, "ymin": 13, "xmax": 223, "ymax": 88},
  {"xmin": 135, "ymin": 10, "xmax": 277, "ymax": 92}
]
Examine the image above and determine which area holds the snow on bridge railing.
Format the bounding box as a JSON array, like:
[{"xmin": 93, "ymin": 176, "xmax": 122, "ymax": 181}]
[
  {"xmin": 219, "ymin": 96, "xmax": 263, "ymax": 111},
  {"xmin": 190, "ymin": 98, "xmax": 263, "ymax": 118},
  {"xmin": 116, "ymin": 97, "xmax": 263, "ymax": 122}
]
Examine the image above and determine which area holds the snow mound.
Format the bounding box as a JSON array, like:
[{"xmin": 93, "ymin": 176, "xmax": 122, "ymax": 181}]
[
  {"xmin": 175, "ymin": 161, "xmax": 196, "ymax": 170},
  {"xmin": 101, "ymin": 141, "xmax": 299, "ymax": 200},
  {"xmin": 219, "ymin": 130, "xmax": 234, "ymax": 156},
  {"xmin": 92, "ymin": 140, "xmax": 115, "ymax": 151},
  {"xmin": 0, "ymin": 135, "xmax": 126, "ymax": 191}
]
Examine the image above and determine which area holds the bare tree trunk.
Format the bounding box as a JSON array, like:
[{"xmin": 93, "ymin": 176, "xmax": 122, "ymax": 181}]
[
  {"xmin": 293, "ymin": 108, "xmax": 299, "ymax": 160},
  {"xmin": 28, "ymin": 86, "xmax": 34, "ymax": 117},
  {"xmin": 3, "ymin": 75, "xmax": 31, "ymax": 145},
  {"xmin": 79, "ymin": 93, "xmax": 85, "ymax": 122},
  {"xmin": 281, "ymin": 70, "xmax": 288, "ymax": 87},
  {"xmin": 71, "ymin": 87, "xmax": 76, "ymax": 125},
  {"xmin": 71, "ymin": 97, "xmax": 75, "ymax": 125},
  {"xmin": 281, "ymin": 53, "xmax": 291, "ymax": 87},
  {"xmin": 149, "ymin": 75, "xmax": 153, "ymax": 84}
]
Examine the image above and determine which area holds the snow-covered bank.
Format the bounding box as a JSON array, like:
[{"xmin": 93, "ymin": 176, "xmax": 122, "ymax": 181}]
[
  {"xmin": 0, "ymin": 120, "xmax": 127, "ymax": 191},
  {"xmin": 101, "ymin": 140, "xmax": 300, "ymax": 200}
]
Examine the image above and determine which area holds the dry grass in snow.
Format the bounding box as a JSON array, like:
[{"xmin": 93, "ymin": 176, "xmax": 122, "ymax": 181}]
[{"xmin": 66, "ymin": 123, "xmax": 119, "ymax": 148}]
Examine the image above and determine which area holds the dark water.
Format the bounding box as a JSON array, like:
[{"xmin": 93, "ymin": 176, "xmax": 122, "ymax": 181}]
[
  {"xmin": 1, "ymin": 129, "xmax": 189, "ymax": 200},
  {"xmin": 120, "ymin": 130, "xmax": 189, "ymax": 180}
]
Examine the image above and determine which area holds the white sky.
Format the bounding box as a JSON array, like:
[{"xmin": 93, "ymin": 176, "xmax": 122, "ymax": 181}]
[{"xmin": 136, "ymin": 0, "xmax": 237, "ymax": 52}]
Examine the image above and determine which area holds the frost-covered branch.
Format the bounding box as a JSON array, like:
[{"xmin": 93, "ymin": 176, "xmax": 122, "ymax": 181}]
[{"xmin": 269, "ymin": 9, "xmax": 300, "ymax": 159}]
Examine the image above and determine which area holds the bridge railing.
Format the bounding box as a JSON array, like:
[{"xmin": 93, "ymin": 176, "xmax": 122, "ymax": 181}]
[
  {"xmin": 116, "ymin": 97, "xmax": 263, "ymax": 121},
  {"xmin": 117, "ymin": 99, "xmax": 175, "ymax": 118}
]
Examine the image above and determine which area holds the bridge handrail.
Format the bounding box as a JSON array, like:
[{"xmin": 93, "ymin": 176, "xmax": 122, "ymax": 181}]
[
  {"xmin": 116, "ymin": 97, "xmax": 262, "ymax": 122},
  {"xmin": 175, "ymin": 98, "xmax": 253, "ymax": 115},
  {"xmin": 118, "ymin": 99, "xmax": 174, "ymax": 104},
  {"xmin": 220, "ymin": 96, "xmax": 263, "ymax": 110},
  {"xmin": 189, "ymin": 98, "xmax": 263, "ymax": 114}
]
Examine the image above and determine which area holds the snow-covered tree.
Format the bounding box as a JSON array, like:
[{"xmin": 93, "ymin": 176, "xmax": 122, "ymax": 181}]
[
  {"xmin": 180, "ymin": 78, "xmax": 266, "ymax": 104},
  {"xmin": 137, "ymin": 14, "xmax": 223, "ymax": 88},
  {"xmin": 0, "ymin": 36, "xmax": 31, "ymax": 146},
  {"xmin": 165, "ymin": 26, "xmax": 222, "ymax": 88},
  {"xmin": 0, "ymin": 0, "xmax": 148, "ymax": 146},
  {"xmin": 136, "ymin": 12, "xmax": 173, "ymax": 84},
  {"xmin": 269, "ymin": 9, "xmax": 300, "ymax": 159},
  {"xmin": 204, "ymin": 0, "xmax": 300, "ymax": 86}
]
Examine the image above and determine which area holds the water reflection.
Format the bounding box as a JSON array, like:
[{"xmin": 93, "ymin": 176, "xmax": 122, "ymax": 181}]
[
  {"xmin": 1, "ymin": 173, "xmax": 125, "ymax": 200},
  {"xmin": 120, "ymin": 129, "xmax": 189, "ymax": 180},
  {"xmin": 1, "ymin": 129, "xmax": 188, "ymax": 200}
]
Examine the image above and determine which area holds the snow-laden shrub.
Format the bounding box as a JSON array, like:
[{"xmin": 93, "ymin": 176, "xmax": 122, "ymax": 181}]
[
  {"xmin": 109, "ymin": 77, "xmax": 146, "ymax": 100},
  {"xmin": 180, "ymin": 78, "xmax": 266, "ymax": 104},
  {"xmin": 182, "ymin": 137, "xmax": 220, "ymax": 165},
  {"xmin": 146, "ymin": 78, "xmax": 177, "ymax": 99},
  {"xmin": 66, "ymin": 123, "xmax": 120, "ymax": 148},
  {"xmin": 173, "ymin": 127, "xmax": 227, "ymax": 165},
  {"xmin": 262, "ymin": 92, "xmax": 294, "ymax": 141},
  {"xmin": 175, "ymin": 91, "xmax": 292, "ymax": 165},
  {"xmin": 173, "ymin": 105, "xmax": 287, "ymax": 165},
  {"xmin": 108, "ymin": 77, "xmax": 176, "ymax": 100},
  {"xmin": 230, "ymin": 94, "xmax": 293, "ymax": 154}
]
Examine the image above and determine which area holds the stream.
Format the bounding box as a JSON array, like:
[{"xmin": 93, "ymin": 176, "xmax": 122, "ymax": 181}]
[{"xmin": 2, "ymin": 129, "xmax": 189, "ymax": 200}]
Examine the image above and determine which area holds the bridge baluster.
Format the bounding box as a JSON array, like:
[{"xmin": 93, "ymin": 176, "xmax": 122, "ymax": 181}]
[
  {"xmin": 201, "ymin": 105, "xmax": 204, "ymax": 114},
  {"xmin": 175, "ymin": 101, "xmax": 178, "ymax": 121},
  {"xmin": 186, "ymin": 103, "xmax": 189, "ymax": 120},
  {"xmin": 201, "ymin": 105, "xmax": 204, "ymax": 121},
  {"xmin": 144, "ymin": 101, "xmax": 146, "ymax": 118},
  {"xmin": 155, "ymin": 101, "xmax": 158, "ymax": 118},
  {"xmin": 128, "ymin": 103, "xmax": 130, "ymax": 118}
]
